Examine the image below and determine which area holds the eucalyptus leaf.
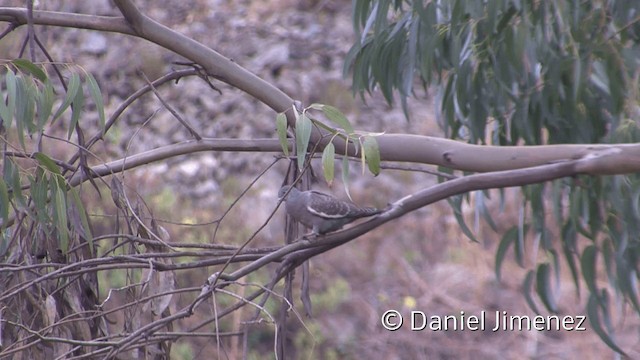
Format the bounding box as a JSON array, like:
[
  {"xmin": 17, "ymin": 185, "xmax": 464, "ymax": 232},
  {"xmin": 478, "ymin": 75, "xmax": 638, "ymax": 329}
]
[
  {"xmin": 522, "ymin": 270, "xmax": 541, "ymax": 314},
  {"xmin": 362, "ymin": 135, "xmax": 380, "ymax": 176},
  {"xmin": 69, "ymin": 187, "xmax": 94, "ymax": 254},
  {"xmin": 52, "ymin": 182, "xmax": 69, "ymax": 254},
  {"xmin": 295, "ymin": 112, "xmax": 312, "ymax": 172},
  {"xmin": 587, "ymin": 293, "xmax": 627, "ymax": 356},
  {"xmin": 276, "ymin": 112, "xmax": 289, "ymax": 156},
  {"xmin": 0, "ymin": 179, "xmax": 8, "ymax": 227},
  {"xmin": 37, "ymin": 80, "xmax": 54, "ymax": 131},
  {"xmin": 341, "ymin": 154, "xmax": 351, "ymax": 200},
  {"xmin": 12, "ymin": 59, "xmax": 47, "ymax": 82},
  {"xmin": 86, "ymin": 72, "xmax": 105, "ymax": 134},
  {"xmin": 581, "ymin": 245, "xmax": 598, "ymax": 297},
  {"xmin": 495, "ymin": 226, "xmax": 517, "ymax": 281},
  {"xmin": 322, "ymin": 142, "xmax": 335, "ymax": 185},
  {"xmin": 35, "ymin": 152, "xmax": 62, "ymax": 176},
  {"xmin": 535, "ymin": 263, "xmax": 557, "ymax": 313},
  {"xmin": 68, "ymin": 80, "xmax": 85, "ymax": 140},
  {"xmin": 318, "ymin": 104, "xmax": 354, "ymax": 134},
  {"xmin": 52, "ymin": 72, "xmax": 81, "ymax": 122}
]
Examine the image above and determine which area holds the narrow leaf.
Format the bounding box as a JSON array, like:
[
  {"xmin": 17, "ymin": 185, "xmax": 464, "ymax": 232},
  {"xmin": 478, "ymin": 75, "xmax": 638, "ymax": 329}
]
[
  {"xmin": 362, "ymin": 135, "xmax": 380, "ymax": 176},
  {"xmin": 587, "ymin": 293, "xmax": 627, "ymax": 355},
  {"xmin": 12, "ymin": 59, "xmax": 47, "ymax": 82},
  {"xmin": 448, "ymin": 195, "xmax": 478, "ymax": 242},
  {"xmin": 35, "ymin": 152, "xmax": 62, "ymax": 176},
  {"xmin": 562, "ymin": 221, "xmax": 581, "ymax": 297},
  {"xmin": 276, "ymin": 112, "xmax": 289, "ymax": 156},
  {"xmin": 522, "ymin": 270, "xmax": 541, "ymax": 314},
  {"xmin": 318, "ymin": 104, "xmax": 354, "ymax": 134},
  {"xmin": 37, "ymin": 80, "xmax": 54, "ymax": 131},
  {"xmin": 322, "ymin": 142, "xmax": 335, "ymax": 185},
  {"xmin": 295, "ymin": 112, "xmax": 312, "ymax": 172},
  {"xmin": 0, "ymin": 179, "xmax": 8, "ymax": 227},
  {"xmin": 21, "ymin": 78, "xmax": 36, "ymax": 133},
  {"xmin": 52, "ymin": 72, "xmax": 80, "ymax": 122},
  {"xmin": 4, "ymin": 160, "xmax": 25, "ymax": 209},
  {"xmin": 69, "ymin": 187, "xmax": 94, "ymax": 254},
  {"xmin": 14, "ymin": 77, "xmax": 27, "ymax": 150},
  {"xmin": 52, "ymin": 182, "xmax": 69, "ymax": 254},
  {"xmin": 536, "ymin": 263, "xmax": 557, "ymax": 312},
  {"xmin": 581, "ymin": 245, "xmax": 598, "ymax": 297},
  {"xmin": 515, "ymin": 220, "xmax": 527, "ymax": 267},
  {"xmin": 478, "ymin": 191, "xmax": 498, "ymax": 231},
  {"xmin": 68, "ymin": 81, "xmax": 84, "ymax": 140},
  {"xmin": 495, "ymin": 226, "xmax": 517, "ymax": 281},
  {"xmin": 31, "ymin": 169, "xmax": 49, "ymax": 223},
  {"xmin": 2, "ymin": 69, "xmax": 17, "ymax": 128},
  {"xmin": 85, "ymin": 72, "xmax": 105, "ymax": 133},
  {"xmin": 341, "ymin": 154, "xmax": 351, "ymax": 200}
]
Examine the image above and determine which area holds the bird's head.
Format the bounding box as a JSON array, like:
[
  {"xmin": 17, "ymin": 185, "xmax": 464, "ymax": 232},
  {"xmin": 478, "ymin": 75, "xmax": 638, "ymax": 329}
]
[{"xmin": 278, "ymin": 185, "xmax": 292, "ymax": 200}]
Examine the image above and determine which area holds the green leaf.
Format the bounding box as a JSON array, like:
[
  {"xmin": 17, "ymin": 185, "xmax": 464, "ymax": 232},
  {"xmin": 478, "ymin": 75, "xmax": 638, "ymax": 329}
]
[
  {"xmin": 587, "ymin": 293, "xmax": 627, "ymax": 355},
  {"xmin": 581, "ymin": 245, "xmax": 598, "ymax": 297},
  {"xmin": 522, "ymin": 270, "xmax": 541, "ymax": 314},
  {"xmin": 477, "ymin": 190, "xmax": 498, "ymax": 232},
  {"xmin": 36, "ymin": 80, "xmax": 54, "ymax": 131},
  {"xmin": 276, "ymin": 112, "xmax": 289, "ymax": 156},
  {"xmin": 30, "ymin": 169, "xmax": 49, "ymax": 223},
  {"xmin": 51, "ymin": 181, "xmax": 69, "ymax": 254},
  {"xmin": 341, "ymin": 154, "xmax": 351, "ymax": 200},
  {"xmin": 616, "ymin": 258, "xmax": 640, "ymax": 314},
  {"xmin": 68, "ymin": 80, "xmax": 84, "ymax": 140},
  {"xmin": 86, "ymin": 72, "xmax": 105, "ymax": 134},
  {"xmin": 69, "ymin": 187, "xmax": 93, "ymax": 254},
  {"xmin": 313, "ymin": 104, "xmax": 354, "ymax": 134},
  {"xmin": 514, "ymin": 219, "xmax": 527, "ymax": 267},
  {"xmin": 362, "ymin": 135, "xmax": 380, "ymax": 176},
  {"xmin": 448, "ymin": 195, "xmax": 477, "ymax": 242},
  {"xmin": 14, "ymin": 76, "xmax": 28, "ymax": 150},
  {"xmin": 0, "ymin": 72, "xmax": 13, "ymax": 126},
  {"xmin": 12, "ymin": 59, "xmax": 47, "ymax": 82},
  {"xmin": 4, "ymin": 160, "xmax": 25, "ymax": 210},
  {"xmin": 322, "ymin": 142, "xmax": 335, "ymax": 185},
  {"xmin": 0, "ymin": 179, "xmax": 8, "ymax": 227},
  {"xmin": 35, "ymin": 152, "xmax": 62, "ymax": 176},
  {"xmin": 295, "ymin": 112, "xmax": 312, "ymax": 172},
  {"xmin": 535, "ymin": 262, "xmax": 557, "ymax": 313},
  {"xmin": 561, "ymin": 221, "xmax": 581, "ymax": 297},
  {"xmin": 52, "ymin": 72, "xmax": 81, "ymax": 122},
  {"xmin": 495, "ymin": 226, "xmax": 517, "ymax": 281}
]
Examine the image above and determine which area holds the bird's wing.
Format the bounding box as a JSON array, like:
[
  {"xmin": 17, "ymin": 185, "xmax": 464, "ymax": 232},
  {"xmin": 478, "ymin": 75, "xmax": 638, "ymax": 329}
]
[{"xmin": 305, "ymin": 191, "xmax": 353, "ymax": 219}]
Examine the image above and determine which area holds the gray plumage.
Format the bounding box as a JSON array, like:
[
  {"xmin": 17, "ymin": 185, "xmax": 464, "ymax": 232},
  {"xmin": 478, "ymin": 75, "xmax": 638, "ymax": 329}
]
[{"xmin": 278, "ymin": 185, "xmax": 382, "ymax": 235}]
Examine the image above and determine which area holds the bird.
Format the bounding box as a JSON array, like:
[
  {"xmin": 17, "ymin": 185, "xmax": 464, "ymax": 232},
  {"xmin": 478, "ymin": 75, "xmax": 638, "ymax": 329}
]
[{"xmin": 278, "ymin": 185, "xmax": 382, "ymax": 235}]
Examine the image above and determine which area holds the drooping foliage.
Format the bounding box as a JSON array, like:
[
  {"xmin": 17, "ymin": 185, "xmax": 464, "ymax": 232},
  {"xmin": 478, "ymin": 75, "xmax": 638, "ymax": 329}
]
[{"xmin": 347, "ymin": 0, "xmax": 640, "ymax": 353}]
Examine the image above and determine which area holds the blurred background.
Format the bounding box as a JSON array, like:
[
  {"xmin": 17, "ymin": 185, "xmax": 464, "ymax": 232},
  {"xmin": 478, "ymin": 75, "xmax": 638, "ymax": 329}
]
[{"xmin": 2, "ymin": 0, "xmax": 639, "ymax": 358}]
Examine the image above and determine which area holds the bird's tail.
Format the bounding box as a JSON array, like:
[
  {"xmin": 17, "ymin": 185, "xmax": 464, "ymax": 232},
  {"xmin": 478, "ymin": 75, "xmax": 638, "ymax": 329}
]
[{"xmin": 358, "ymin": 207, "xmax": 383, "ymax": 217}]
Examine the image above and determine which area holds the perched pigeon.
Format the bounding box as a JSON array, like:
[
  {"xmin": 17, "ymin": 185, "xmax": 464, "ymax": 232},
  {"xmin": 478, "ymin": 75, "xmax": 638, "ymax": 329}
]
[{"xmin": 278, "ymin": 185, "xmax": 382, "ymax": 235}]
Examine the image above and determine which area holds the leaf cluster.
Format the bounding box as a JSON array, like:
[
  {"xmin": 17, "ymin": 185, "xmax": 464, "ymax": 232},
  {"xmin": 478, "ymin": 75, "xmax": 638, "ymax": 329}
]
[
  {"xmin": 276, "ymin": 103, "xmax": 381, "ymax": 195},
  {"xmin": 349, "ymin": 0, "xmax": 640, "ymax": 353}
]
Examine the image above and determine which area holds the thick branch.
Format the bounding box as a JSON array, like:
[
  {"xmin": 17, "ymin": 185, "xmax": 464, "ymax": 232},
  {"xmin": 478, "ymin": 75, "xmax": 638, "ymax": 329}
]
[
  {"xmin": 2, "ymin": 5, "xmax": 639, "ymax": 174},
  {"xmin": 66, "ymin": 137, "xmax": 640, "ymax": 190},
  {"xmin": 375, "ymin": 136, "xmax": 640, "ymax": 173},
  {"xmin": 68, "ymin": 138, "xmax": 284, "ymax": 186},
  {"xmin": 0, "ymin": 7, "xmax": 132, "ymax": 33},
  {"xmin": 287, "ymin": 153, "xmax": 617, "ymax": 260}
]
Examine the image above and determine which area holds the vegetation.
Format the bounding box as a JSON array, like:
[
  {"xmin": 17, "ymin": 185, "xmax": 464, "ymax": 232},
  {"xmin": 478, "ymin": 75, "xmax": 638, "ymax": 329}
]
[{"xmin": 1, "ymin": 0, "xmax": 639, "ymax": 358}]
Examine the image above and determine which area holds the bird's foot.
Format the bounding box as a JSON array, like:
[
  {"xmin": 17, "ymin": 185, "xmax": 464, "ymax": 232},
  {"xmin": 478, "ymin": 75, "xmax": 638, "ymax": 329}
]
[{"xmin": 302, "ymin": 231, "xmax": 320, "ymax": 241}]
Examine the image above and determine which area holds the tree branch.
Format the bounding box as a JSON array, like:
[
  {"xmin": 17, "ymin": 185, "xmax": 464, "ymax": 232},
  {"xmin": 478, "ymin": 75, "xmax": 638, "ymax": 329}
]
[{"xmin": 3, "ymin": 5, "xmax": 639, "ymax": 174}]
